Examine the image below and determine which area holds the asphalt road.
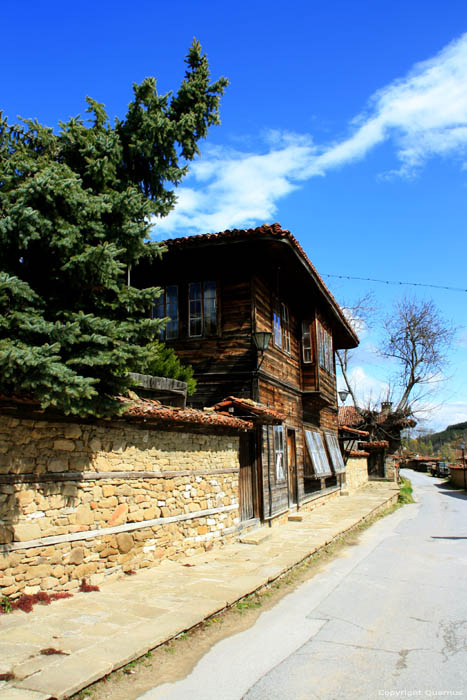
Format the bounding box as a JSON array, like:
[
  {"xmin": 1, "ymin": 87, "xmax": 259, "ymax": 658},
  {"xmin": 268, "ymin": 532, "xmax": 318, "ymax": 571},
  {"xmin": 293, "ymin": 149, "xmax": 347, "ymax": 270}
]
[{"xmin": 139, "ymin": 472, "xmax": 467, "ymax": 700}]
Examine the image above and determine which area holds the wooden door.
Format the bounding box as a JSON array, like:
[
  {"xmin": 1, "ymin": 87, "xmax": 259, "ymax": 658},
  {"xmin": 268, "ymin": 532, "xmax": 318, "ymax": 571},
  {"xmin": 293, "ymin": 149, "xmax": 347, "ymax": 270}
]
[
  {"xmin": 287, "ymin": 429, "xmax": 297, "ymax": 505},
  {"xmin": 239, "ymin": 433, "xmax": 256, "ymax": 521}
]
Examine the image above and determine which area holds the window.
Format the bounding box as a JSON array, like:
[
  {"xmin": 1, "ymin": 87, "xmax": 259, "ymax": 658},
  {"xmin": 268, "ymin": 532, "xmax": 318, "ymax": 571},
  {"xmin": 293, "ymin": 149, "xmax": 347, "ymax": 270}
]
[
  {"xmin": 273, "ymin": 302, "xmax": 290, "ymax": 353},
  {"xmin": 273, "ymin": 307, "xmax": 282, "ymax": 348},
  {"xmin": 189, "ymin": 282, "xmax": 217, "ymax": 337},
  {"xmin": 152, "ymin": 285, "xmax": 179, "ymax": 339},
  {"xmin": 325, "ymin": 431, "xmax": 345, "ymax": 473},
  {"xmin": 317, "ymin": 321, "xmax": 334, "ymax": 374},
  {"xmin": 281, "ymin": 304, "xmax": 290, "ymax": 354},
  {"xmin": 302, "ymin": 321, "xmax": 312, "ymax": 363},
  {"xmin": 274, "ymin": 425, "xmax": 286, "ymax": 482},
  {"xmin": 304, "ymin": 429, "xmax": 332, "ymax": 477}
]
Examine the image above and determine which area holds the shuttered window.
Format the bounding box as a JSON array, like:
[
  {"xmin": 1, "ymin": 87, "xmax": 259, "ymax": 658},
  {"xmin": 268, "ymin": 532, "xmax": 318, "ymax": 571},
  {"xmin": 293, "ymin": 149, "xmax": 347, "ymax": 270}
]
[
  {"xmin": 304, "ymin": 430, "xmax": 332, "ymax": 477},
  {"xmin": 325, "ymin": 431, "xmax": 345, "ymax": 473}
]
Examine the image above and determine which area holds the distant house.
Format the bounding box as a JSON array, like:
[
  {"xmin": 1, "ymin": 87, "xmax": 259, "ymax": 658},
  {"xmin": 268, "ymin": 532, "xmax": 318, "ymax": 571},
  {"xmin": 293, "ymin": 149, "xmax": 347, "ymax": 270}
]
[
  {"xmin": 338, "ymin": 403, "xmax": 416, "ymax": 480},
  {"xmin": 138, "ymin": 223, "xmax": 359, "ymax": 523}
]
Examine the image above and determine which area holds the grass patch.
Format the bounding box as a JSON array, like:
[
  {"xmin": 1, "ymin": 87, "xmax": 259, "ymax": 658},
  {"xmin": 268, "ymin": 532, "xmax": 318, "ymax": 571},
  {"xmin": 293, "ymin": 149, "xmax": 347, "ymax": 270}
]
[{"xmin": 399, "ymin": 477, "xmax": 415, "ymax": 504}]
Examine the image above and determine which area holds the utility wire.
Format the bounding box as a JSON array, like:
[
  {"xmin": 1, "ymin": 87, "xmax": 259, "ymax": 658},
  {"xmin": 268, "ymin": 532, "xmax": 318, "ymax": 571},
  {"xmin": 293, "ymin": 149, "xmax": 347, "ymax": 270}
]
[{"xmin": 322, "ymin": 273, "xmax": 467, "ymax": 293}]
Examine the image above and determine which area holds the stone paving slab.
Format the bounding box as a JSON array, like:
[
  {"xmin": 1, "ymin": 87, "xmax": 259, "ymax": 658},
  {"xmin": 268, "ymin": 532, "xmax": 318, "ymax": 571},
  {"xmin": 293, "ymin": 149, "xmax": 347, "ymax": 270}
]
[{"xmin": 0, "ymin": 483, "xmax": 398, "ymax": 700}]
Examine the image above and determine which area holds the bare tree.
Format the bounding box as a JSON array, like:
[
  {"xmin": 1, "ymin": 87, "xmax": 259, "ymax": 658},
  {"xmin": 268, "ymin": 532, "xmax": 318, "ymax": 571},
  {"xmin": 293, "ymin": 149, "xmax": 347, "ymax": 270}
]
[{"xmin": 380, "ymin": 297, "xmax": 454, "ymax": 414}]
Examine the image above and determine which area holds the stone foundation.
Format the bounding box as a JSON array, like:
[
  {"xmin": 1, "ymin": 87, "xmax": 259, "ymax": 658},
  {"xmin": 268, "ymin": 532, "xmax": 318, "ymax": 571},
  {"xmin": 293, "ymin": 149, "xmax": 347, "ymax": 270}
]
[{"xmin": 0, "ymin": 414, "xmax": 241, "ymax": 598}]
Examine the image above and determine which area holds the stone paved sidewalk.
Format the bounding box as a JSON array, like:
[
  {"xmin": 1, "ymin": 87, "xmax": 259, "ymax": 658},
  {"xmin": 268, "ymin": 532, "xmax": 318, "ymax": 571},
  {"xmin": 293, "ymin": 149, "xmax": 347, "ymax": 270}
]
[{"xmin": 0, "ymin": 483, "xmax": 399, "ymax": 700}]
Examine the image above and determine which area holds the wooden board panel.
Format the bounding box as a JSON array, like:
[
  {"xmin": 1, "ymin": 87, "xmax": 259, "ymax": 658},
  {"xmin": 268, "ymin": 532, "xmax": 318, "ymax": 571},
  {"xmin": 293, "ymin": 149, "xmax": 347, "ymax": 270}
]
[{"xmin": 239, "ymin": 433, "xmax": 256, "ymax": 521}]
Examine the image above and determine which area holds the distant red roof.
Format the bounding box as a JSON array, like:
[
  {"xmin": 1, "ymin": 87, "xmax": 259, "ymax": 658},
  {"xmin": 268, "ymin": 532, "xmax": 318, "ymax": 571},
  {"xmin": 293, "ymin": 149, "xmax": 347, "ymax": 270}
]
[
  {"xmin": 164, "ymin": 223, "xmax": 358, "ymax": 348},
  {"xmin": 211, "ymin": 396, "xmax": 285, "ymax": 424}
]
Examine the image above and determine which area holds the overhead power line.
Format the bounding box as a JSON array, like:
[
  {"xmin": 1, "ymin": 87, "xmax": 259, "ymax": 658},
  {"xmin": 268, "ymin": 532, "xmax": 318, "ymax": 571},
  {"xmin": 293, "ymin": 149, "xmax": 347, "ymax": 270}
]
[{"xmin": 322, "ymin": 273, "xmax": 467, "ymax": 294}]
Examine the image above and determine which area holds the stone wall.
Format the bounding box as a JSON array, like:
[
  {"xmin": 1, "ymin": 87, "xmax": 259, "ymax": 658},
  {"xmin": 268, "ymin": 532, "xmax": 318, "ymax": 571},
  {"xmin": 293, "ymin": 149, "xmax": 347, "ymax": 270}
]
[
  {"xmin": 0, "ymin": 414, "xmax": 241, "ymax": 598},
  {"xmin": 449, "ymin": 466, "xmax": 467, "ymax": 489},
  {"xmin": 385, "ymin": 456, "xmax": 399, "ymax": 481},
  {"xmin": 344, "ymin": 456, "xmax": 369, "ymax": 493}
]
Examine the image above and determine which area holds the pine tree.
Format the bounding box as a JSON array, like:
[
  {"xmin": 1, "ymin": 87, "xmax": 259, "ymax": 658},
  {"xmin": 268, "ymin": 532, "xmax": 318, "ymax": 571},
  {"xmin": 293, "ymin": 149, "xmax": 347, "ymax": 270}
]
[{"xmin": 0, "ymin": 41, "xmax": 227, "ymax": 417}]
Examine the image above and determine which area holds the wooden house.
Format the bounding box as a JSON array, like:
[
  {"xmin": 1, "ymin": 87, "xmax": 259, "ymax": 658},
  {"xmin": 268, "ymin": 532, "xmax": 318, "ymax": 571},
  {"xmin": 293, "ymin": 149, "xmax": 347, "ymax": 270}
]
[{"xmin": 138, "ymin": 223, "xmax": 359, "ymax": 524}]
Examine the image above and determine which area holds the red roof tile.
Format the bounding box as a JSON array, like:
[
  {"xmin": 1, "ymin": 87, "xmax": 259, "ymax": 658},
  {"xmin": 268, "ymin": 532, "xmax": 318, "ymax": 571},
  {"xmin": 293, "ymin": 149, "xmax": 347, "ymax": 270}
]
[
  {"xmin": 339, "ymin": 425, "xmax": 369, "ymax": 437},
  {"xmin": 0, "ymin": 394, "xmax": 252, "ymax": 431},
  {"xmin": 211, "ymin": 396, "xmax": 285, "ymax": 423},
  {"xmin": 164, "ymin": 224, "xmax": 358, "ymax": 347},
  {"xmin": 119, "ymin": 396, "xmax": 252, "ymax": 430}
]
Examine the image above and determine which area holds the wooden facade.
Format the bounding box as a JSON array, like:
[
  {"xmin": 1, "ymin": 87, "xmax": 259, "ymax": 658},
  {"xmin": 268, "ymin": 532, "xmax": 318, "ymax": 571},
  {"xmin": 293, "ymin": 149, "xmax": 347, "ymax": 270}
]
[{"xmin": 138, "ymin": 224, "xmax": 358, "ymax": 522}]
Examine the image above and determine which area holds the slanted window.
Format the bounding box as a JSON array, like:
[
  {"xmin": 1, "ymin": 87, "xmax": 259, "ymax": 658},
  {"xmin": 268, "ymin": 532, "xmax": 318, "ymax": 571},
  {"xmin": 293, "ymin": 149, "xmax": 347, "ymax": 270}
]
[
  {"xmin": 317, "ymin": 321, "xmax": 334, "ymax": 374},
  {"xmin": 273, "ymin": 301, "xmax": 290, "ymax": 353},
  {"xmin": 304, "ymin": 429, "xmax": 332, "ymax": 477},
  {"xmin": 273, "ymin": 306, "xmax": 282, "ymax": 348},
  {"xmin": 325, "ymin": 431, "xmax": 345, "ymax": 473},
  {"xmin": 152, "ymin": 285, "xmax": 179, "ymax": 340},
  {"xmin": 281, "ymin": 303, "xmax": 290, "ymax": 354},
  {"xmin": 302, "ymin": 321, "xmax": 312, "ymax": 363},
  {"xmin": 189, "ymin": 282, "xmax": 217, "ymax": 337},
  {"xmin": 274, "ymin": 425, "xmax": 286, "ymax": 482}
]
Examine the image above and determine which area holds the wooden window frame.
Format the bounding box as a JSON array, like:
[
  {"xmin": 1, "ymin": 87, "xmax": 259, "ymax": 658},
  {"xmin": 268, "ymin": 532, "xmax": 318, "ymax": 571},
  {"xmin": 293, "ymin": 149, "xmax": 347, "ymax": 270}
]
[
  {"xmin": 317, "ymin": 320, "xmax": 334, "ymax": 375},
  {"xmin": 273, "ymin": 425, "xmax": 286, "ymax": 483},
  {"xmin": 273, "ymin": 305, "xmax": 282, "ymax": 348},
  {"xmin": 273, "ymin": 301, "xmax": 291, "ymax": 354},
  {"xmin": 188, "ymin": 281, "xmax": 218, "ymax": 338},
  {"xmin": 302, "ymin": 320, "xmax": 313, "ymax": 363},
  {"xmin": 324, "ymin": 431, "xmax": 346, "ymax": 473},
  {"xmin": 152, "ymin": 285, "xmax": 179, "ymax": 340},
  {"xmin": 281, "ymin": 303, "xmax": 291, "ymax": 354},
  {"xmin": 304, "ymin": 429, "xmax": 332, "ymax": 477}
]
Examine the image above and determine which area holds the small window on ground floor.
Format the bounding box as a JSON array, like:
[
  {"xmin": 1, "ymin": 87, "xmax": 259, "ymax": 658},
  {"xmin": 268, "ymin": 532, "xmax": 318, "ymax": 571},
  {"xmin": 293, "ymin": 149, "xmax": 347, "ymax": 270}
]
[{"xmin": 274, "ymin": 425, "xmax": 286, "ymax": 483}]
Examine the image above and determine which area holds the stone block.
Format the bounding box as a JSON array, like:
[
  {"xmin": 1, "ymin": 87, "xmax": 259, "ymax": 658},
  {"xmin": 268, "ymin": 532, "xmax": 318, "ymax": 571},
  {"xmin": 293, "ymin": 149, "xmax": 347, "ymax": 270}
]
[
  {"xmin": 69, "ymin": 455, "xmax": 90, "ymax": 470},
  {"xmin": 108, "ymin": 503, "xmax": 128, "ymax": 527},
  {"xmin": 13, "ymin": 522, "xmax": 41, "ymax": 541},
  {"xmin": 89, "ymin": 437, "xmax": 101, "ymax": 452},
  {"xmin": 116, "ymin": 532, "xmax": 134, "ymax": 553},
  {"xmin": 48, "ymin": 457, "xmax": 68, "ymax": 472},
  {"xmin": 102, "ymin": 485, "xmax": 115, "ymax": 497},
  {"xmin": 75, "ymin": 505, "xmax": 93, "ymax": 526},
  {"xmin": 0, "ymin": 525, "xmax": 13, "ymax": 544},
  {"xmin": 53, "ymin": 439, "xmax": 75, "ymax": 451},
  {"xmin": 65, "ymin": 424, "xmax": 82, "ymax": 439},
  {"xmin": 68, "ymin": 547, "xmax": 85, "ymax": 565}
]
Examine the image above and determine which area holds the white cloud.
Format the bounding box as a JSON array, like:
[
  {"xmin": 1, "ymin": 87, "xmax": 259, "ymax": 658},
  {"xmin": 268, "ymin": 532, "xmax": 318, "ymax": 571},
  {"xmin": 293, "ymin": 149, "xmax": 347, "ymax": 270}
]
[
  {"xmin": 153, "ymin": 33, "xmax": 467, "ymax": 237},
  {"xmin": 417, "ymin": 401, "xmax": 467, "ymax": 432},
  {"xmin": 338, "ymin": 366, "xmax": 390, "ymax": 409}
]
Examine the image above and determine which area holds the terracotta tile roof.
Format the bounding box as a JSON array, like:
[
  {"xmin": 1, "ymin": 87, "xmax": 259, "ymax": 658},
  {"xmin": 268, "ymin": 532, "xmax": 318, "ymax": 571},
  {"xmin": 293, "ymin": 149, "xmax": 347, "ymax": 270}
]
[
  {"xmin": 375, "ymin": 413, "xmax": 416, "ymax": 428},
  {"xmin": 339, "ymin": 425, "xmax": 369, "ymax": 437},
  {"xmin": 348, "ymin": 450, "xmax": 370, "ymax": 458},
  {"xmin": 119, "ymin": 396, "xmax": 252, "ymax": 430},
  {"xmin": 0, "ymin": 394, "xmax": 252, "ymax": 431},
  {"xmin": 359, "ymin": 440, "xmax": 389, "ymax": 450},
  {"xmin": 211, "ymin": 396, "xmax": 285, "ymax": 423},
  {"xmin": 164, "ymin": 223, "xmax": 358, "ymax": 347},
  {"xmin": 338, "ymin": 406, "xmax": 364, "ymax": 427}
]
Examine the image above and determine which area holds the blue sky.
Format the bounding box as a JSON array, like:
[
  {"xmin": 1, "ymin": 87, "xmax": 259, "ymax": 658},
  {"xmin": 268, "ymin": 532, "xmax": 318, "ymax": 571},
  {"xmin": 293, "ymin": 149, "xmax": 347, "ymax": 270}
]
[{"xmin": 3, "ymin": 1, "xmax": 467, "ymax": 433}]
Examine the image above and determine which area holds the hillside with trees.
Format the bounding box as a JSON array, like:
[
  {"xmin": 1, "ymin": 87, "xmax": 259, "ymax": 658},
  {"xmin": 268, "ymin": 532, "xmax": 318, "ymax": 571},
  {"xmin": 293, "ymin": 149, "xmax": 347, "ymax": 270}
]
[{"xmin": 403, "ymin": 421, "xmax": 467, "ymax": 461}]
